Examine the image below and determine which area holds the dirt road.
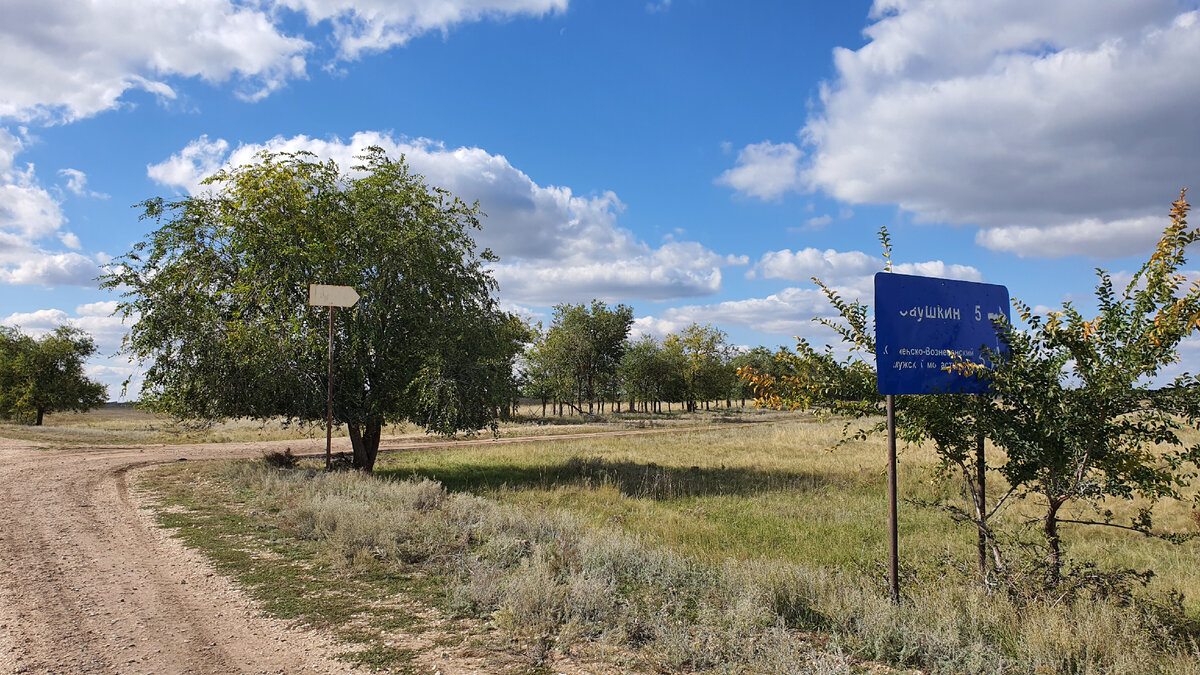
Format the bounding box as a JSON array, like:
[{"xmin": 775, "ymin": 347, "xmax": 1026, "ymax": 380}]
[
  {"xmin": 0, "ymin": 435, "xmax": 366, "ymax": 674},
  {"xmin": 0, "ymin": 424, "xmax": 745, "ymax": 673}
]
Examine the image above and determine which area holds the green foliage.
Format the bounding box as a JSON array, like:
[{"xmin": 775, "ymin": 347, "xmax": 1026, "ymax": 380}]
[
  {"xmin": 977, "ymin": 190, "xmax": 1200, "ymax": 583},
  {"xmin": 743, "ymin": 190, "xmax": 1200, "ymax": 589},
  {"xmin": 102, "ymin": 148, "xmax": 522, "ymax": 470},
  {"xmin": 523, "ymin": 300, "xmax": 633, "ymax": 414},
  {"xmin": 664, "ymin": 323, "xmax": 735, "ymax": 410},
  {"xmin": 0, "ymin": 325, "xmax": 107, "ymax": 425}
]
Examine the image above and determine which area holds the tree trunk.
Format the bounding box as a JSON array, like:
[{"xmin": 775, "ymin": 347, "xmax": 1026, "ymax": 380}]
[
  {"xmin": 348, "ymin": 420, "xmax": 382, "ymax": 472},
  {"xmin": 1044, "ymin": 498, "xmax": 1064, "ymax": 586},
  {"xmin": 974, "ymin": 427, "xmax": 987, "ymax": 584},
  {"xmin": 36, "ymin": 408, "xmax": 44, "ymax": 426}
]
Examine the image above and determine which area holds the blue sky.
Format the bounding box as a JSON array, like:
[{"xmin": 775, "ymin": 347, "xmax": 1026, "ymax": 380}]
[{"xmin": 2, "ymin": 0, "xmax": 1199, "ymax": 400}]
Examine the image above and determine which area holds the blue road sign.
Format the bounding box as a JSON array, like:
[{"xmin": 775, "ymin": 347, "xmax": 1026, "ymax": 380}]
[{"xmin": 874, "ymin": 272, "xmax": 1010, "ymax": 396}]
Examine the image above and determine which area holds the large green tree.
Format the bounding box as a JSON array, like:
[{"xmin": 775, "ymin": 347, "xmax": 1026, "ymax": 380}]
[
  {"xmin": 102, "ymin": 149, "xmax": 523, "ymax": 471},
  {"xmin": 0, "ymin": 325, "xmax": 107, "ymax": 426}
]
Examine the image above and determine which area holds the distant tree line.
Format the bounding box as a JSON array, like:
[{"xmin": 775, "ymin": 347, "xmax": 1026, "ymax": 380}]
[{"xmin": 516, "ymin": 300, "xmax": 792, "ymax": 417}]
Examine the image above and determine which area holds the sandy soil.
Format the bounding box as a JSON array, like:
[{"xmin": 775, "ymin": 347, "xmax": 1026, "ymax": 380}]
[
  {"xmin": 0, "ymin": 425, "xmax": 742, "ymax": 674},
  {"xmin": 0, "ymin": 435, "xmax": 372, "ymax": 674}
]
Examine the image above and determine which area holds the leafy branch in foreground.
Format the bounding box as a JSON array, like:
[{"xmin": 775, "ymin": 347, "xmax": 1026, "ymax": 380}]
[{"xmin": 975, "ymin": 189, "xmax": 1200, "ymax": 585}]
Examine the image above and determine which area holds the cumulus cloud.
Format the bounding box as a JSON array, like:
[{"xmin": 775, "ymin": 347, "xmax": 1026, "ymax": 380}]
[
  {"xmin": 747, "ymin": 246, "xmax": 981, "ymax": 286},
  {"xmin": 149, "ymin": 130, "xmax": 745, "ymax": 304},
  {"xmin": 280, "ymin": 0, "xmax": 568, "ymax": 60},
  {"xmin": 0, "ymin": 252, "xmax": 100, "ymax": 286},
  {"xmin": 0, "ymin": 0, "xmax": 568, "ymax": 123},
  {"xmin": 975, "ymin": 215, "xmax": 1169, "ymax": 258},
  {"xmin": 145, "ymin": 135, "xmax": 231, "ymax": 193},
  {"xmin": 715, "ymin": 141, "xmax": 804, "ymax": 201},
  {"xmin": 0, "ymin": 128, "xmax": 102, "ymax": 286},
  {"xmin": 57, "ymin": 168, "xmax": 108, "ymax": 199},
  {"xmin": 634, "ymin": 286, "xmax": 845, "ymax": 339},
  {"xmin": 0, "ymin": 0, "xmax": 311, "ymax": 122},
  {"xmin": 748, "ymin": 247, "xmax": 878, "ymax": 281},
  {"xmin": 736, "ymin": 2, "xmax": 1200, "ymax": 258}
]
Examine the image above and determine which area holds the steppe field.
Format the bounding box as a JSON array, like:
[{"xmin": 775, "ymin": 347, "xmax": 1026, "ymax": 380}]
[{"xmin": 2, "ymin": 404, "xmax": 1198, "ymax": 674}]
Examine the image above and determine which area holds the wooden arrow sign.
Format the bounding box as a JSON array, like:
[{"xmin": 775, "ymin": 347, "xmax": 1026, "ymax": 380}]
[{"xmin": 309, "ymin": 284, "xmax": 360, "ymax": 307}]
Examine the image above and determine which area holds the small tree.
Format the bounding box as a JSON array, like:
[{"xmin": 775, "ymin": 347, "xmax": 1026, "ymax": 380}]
[
  {"xmin": 738, "ymin": 234, "xmax": 1002, "ymax": 585},
  {"xmin": 103, "ymin": 149, "xmax": 523, "ymax": 472},
  {"xmin": 665, "ymin": 323, "xmax": 732, "ymax": 411},
  {"xmin": 0, "ymin": 325, "xmax": 107, "ymax": 425},
  {"xmin": 972, "ymin": 191, "xmax": 1200, "ymax": 585}
]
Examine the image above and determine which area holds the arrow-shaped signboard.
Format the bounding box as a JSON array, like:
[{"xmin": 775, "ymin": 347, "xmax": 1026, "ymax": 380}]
[
  {"xmin": 309, "ymin": 284, "xmax": 360, "ymax": 307},
  {"xmin": 309, "ymin": 283, "xmax": 360, "ymax": 471}
]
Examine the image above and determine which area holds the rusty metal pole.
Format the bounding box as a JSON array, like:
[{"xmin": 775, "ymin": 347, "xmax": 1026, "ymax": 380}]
[
  {"xmin": 976, "ymin": 393, "xmax": 987, "ymax": 583},
  {"xmin": 326, "ymin": 305, "xmax": 334, "ymax": 471},
  {"xmin": 886, "ymin": 393, "xmax": 899, "ymax": 604}
]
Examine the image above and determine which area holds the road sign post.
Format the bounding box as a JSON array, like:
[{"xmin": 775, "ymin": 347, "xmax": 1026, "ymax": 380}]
[
  {"xmin": 309, "ymin": 284, "xmax": 361, "ymax": 471},
  {"xmin": 874, "ymin": 272, "xmax": 1010, "ymax": 603}
]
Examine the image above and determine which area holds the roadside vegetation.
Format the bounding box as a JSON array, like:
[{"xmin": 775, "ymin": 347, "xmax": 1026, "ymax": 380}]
[{"xmin": 140, "ymin": 416, "xmax": 1200, "ymax": 673}]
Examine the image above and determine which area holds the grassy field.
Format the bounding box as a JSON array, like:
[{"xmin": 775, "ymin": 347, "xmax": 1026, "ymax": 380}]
[{"xmin": 128, "ymin": 411, "xmax": 1200, "ymax": 673}]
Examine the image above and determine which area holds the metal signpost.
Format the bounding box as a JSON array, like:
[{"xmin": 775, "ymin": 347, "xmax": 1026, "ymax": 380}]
[
  {"xmin": 309, "ymin": 284, "xmax": 361, "ymax": 471},
  {"xmin": 874, "ymin": 272, "xmax": 1010, "ymax": 603}
]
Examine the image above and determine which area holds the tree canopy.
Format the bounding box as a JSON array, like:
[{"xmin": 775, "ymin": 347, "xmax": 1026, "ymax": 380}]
[
  {"xmin": 0, "ymin": 325, "xmax": 107, "ymax": 426},
  {"xmin": 102, "ymin": 148, "xmax": 524, "ymax": 471}
]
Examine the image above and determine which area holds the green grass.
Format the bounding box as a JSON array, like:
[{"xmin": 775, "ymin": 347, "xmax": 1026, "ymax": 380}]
[
  {"xmin": 138, "ymin": 416, "xmax": 1200, "ymax": 673},
  {"xmin": 377, "ymin": 417, "xmax": 1200, "ymax": 610}
]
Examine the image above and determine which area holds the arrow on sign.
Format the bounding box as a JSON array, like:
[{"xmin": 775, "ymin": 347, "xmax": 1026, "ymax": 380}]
[{"xmin": 309, "ymin": 284, "xmax": 360, "ymax": 307}]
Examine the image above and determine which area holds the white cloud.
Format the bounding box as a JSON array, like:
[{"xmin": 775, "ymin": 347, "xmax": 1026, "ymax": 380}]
[
  {"xmin": 0, "ymin": 0, "xmax": 311, "ymax": 122},
  {"xmin": 277, "ymin": 0, "xmax": 567, "ymax": 60},
  {"xmin": 781, "ymin": 2, "xmax": 1200, "ymax": 258},
  {"xmin": 715, "ymin": 141, "xmax": 804, "ymax": 201},
  {"xmin": 748, "ymin": 247, "xmax": 878, "ymax": 282},
  {"xmin": 58, "ymin": 231, "xmax": 82, "ymax": 250},
  {"xmin": 635, "ymin": 286, "xmax": 845, "ymax": 339},
  {"xmin": 890, "ymin": 260, "xmax": 983, "ymax": 282},
  {"xmin": 146, "ymin": 135, "xmax": 231, "ymax": 193},
  {"xmin": 975, "ymin": 215, "xmax": 1168, "ymax": 258},
  {"xmin": 57, "ymin": 168, "xmax": 108, "ymax": 199},
  {"xmin": 1, "ymin": 1, "xmax": 568, "ymax": 123},
  {"xmin": 0, "ymin": 130, "xmax": 62, "ymax": 241},
  {"xmin": 805, "ymin": 214, "xmax": 833, "ymax": 228},
  {"xmin": 149, "ymin": 130, "xmax": 744, "ymax": 304},
  {"xmin": 0, "ymin": 252, "xmax": 101, "ymax": 287},
  {"xmin": 747, "ymin": 246, "xmax": 981, "ymax": 285},
  {"xmin": 0, "ymin": 128, "xmax": 103, "ymax": 287}
]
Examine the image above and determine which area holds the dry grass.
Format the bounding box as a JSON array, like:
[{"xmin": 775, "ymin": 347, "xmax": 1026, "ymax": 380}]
[
  {"xmin": 0, "ymin": 401, "xmax": 786, "ymax": 447},
  {"xmin": 135, "ymin": 415, "xmax": 1200, "ymax": 673},
  {"xmin": 146, "ymin": 455, "xmax": 1200, "ymax": 674}
]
